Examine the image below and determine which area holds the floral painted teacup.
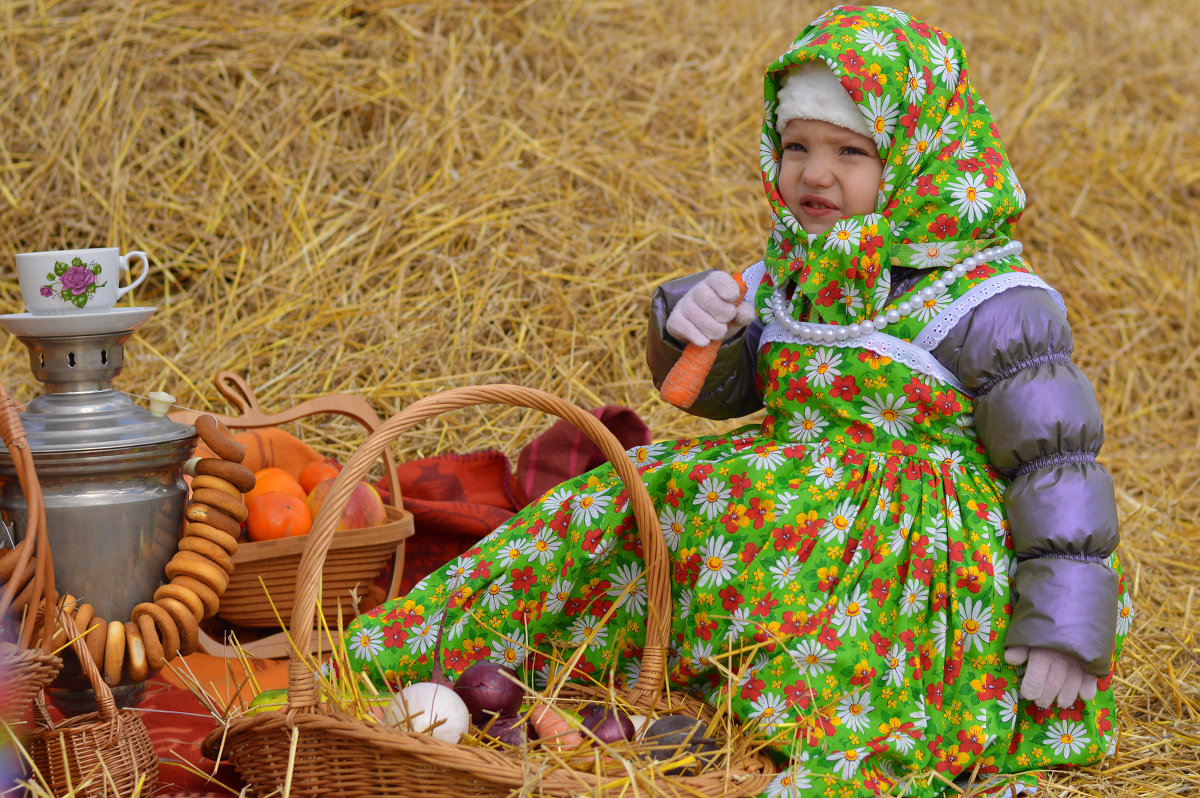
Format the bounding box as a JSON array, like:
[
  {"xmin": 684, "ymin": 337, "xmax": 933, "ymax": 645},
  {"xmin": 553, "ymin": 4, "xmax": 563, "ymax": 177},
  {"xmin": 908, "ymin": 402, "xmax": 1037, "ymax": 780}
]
[{"xmin": 15, "ymin": 247, "xmax": 149, "ymax": 315}]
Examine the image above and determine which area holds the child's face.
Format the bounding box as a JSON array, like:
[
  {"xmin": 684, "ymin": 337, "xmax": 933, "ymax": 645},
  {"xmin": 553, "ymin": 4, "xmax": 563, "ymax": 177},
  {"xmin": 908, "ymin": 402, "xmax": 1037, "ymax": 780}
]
[{"xmin": 777, "ymin": 118, "xmax": 883, "ymax": 236}]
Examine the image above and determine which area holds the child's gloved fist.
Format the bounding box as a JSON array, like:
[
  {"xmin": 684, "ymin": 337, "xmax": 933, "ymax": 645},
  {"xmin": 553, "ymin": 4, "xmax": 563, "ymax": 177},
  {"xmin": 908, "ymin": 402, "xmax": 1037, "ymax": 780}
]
[
  {"xmin": 1005, "ymin": 645, "xmax": 1099, "ymax": 708},
  {"xmin": 666, "ymin": 271, "xmax": 757, "ymax": 347}
]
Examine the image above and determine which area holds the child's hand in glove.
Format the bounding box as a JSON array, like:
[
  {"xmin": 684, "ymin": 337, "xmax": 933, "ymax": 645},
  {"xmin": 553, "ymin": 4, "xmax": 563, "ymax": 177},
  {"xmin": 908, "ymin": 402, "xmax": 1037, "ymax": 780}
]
[
  {"xmin": 666, "ymin": 271, "xmax": 757, "ymax": 347},
  {"xmin": 1005, "ymin": 645, "xmax": 1098, "ymax": 708}
]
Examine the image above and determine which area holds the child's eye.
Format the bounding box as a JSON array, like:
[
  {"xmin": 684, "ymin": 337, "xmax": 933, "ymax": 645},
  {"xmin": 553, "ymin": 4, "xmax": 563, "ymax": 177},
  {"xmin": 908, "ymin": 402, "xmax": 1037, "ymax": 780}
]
[
  {"xmin": 784, "ymin": 143, "xmax": 807, "ymax": 153},
  {"xmin": 842, "ymin": 146, "xmax": 869, "ymax": 156}
]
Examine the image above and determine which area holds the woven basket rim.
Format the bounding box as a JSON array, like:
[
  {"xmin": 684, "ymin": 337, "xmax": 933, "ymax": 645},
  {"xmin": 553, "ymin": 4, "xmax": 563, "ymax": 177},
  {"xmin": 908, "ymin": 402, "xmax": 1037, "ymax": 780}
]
[
  {"xmin": 230, "ymin": 504, "xmax": 413, "ymax": 565},
  {"xmin": 204, "ymin": 699, "xmax": 776, "ymax": 796}
]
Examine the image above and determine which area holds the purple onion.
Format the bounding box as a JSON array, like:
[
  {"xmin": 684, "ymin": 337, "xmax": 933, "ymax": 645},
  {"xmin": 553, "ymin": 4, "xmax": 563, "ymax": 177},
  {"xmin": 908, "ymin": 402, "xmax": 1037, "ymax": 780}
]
[
  {"xmin": 580, "ymin": 704, "xmax": 635, "ymax": 744},
  {"xmin": 453, "ymin": 661, "xmax": 524, "ymax": 723},
  {"xmin": 480, "ymin": 713, "xmax": 532, "ymax": 746}
]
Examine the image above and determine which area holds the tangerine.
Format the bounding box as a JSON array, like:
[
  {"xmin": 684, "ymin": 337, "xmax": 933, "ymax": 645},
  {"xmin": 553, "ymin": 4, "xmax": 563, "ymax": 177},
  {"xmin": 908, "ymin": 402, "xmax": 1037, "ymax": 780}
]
[
  {"xmin": 245, "ymin": 467, "xmax": 307, "ymax": 504},
  {"xmin": 298, "ymin": 459, "xmax": 341, "ymax": 494},
  {"xmin": 245, "ymin": 491, "xmax": 313, "ymax": 541}
]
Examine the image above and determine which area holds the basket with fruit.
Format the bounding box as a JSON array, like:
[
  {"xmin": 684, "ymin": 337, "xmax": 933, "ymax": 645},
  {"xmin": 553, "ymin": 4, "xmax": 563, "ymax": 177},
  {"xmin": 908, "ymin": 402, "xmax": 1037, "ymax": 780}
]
[
  {"xmin": 170, "ymin": 371, "xmax": 414, "ymax": 630},
  {"xmin": 200, "ymin": 384, "xmax": 775, "ymax": 798}
]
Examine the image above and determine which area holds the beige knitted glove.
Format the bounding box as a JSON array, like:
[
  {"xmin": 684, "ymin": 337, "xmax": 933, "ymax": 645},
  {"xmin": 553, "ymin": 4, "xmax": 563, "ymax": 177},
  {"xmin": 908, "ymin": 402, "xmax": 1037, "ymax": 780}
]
[
  {"xmin": 665, "ymin": 271, "xmax": 757, "ymax": 347},
  {"xmin": 1005, "ymin": 645, "xmax": 1099, "ymax": 708}
]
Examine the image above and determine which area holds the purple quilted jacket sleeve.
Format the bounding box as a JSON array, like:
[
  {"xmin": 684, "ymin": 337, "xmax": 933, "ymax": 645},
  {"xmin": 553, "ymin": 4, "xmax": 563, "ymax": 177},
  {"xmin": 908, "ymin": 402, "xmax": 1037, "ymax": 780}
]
[{"xmin": 931, "ymin": 284, "xmax": 1119, "ymax": 675}]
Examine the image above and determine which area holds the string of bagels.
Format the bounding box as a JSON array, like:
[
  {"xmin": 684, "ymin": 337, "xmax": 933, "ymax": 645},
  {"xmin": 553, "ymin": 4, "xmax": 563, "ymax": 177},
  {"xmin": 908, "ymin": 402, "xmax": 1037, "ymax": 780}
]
[{"xmin": 1, "ymin": 414, "xmax": 253, "ymax": 685}]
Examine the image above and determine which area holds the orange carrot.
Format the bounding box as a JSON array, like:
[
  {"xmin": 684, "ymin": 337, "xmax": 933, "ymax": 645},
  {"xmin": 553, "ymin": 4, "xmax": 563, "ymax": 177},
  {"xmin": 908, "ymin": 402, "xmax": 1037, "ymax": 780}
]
[{"xmin": 659, "ymin": 273, "xmax": 749, "ymax": 409}]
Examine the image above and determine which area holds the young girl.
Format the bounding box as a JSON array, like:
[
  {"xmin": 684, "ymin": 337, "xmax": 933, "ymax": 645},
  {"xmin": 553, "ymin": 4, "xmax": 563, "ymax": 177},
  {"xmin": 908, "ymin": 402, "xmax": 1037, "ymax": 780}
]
[{"xmin": 345, "ymin": 6, "xmax": 1128, "ymax": 795}]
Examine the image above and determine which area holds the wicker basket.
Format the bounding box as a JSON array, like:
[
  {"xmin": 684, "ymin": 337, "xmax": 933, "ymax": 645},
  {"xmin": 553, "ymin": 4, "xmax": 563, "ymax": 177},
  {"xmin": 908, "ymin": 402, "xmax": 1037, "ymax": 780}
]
[
  {"xmin": 170, "ymin": 371, "xmax": 414, "ymax": 629},
  {"xmin": 201, "ymin": 384, "xmax": 776, "ymax": 798},
  {"xmin": 217, "ymin": 506, "xmax": 411, "ymax": 628},
  {"xmin": 24, "ymin": 612, "xmax": 158, "ymax": 798},
  {"xmin": 0, "ymin": 383, "xmax": 62, "ymax": 728}
]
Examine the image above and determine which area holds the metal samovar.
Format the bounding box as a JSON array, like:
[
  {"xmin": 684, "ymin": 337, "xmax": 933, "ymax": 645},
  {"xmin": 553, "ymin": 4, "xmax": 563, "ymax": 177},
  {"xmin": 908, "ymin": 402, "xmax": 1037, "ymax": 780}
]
[{"xmin": 0, "ymin": 308, "xmax": 196, "ymax": 712}]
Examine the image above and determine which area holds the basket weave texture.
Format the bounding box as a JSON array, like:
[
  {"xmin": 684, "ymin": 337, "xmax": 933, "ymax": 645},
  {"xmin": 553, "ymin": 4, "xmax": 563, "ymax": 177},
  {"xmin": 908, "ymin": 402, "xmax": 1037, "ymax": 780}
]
[
  {"xmin": 169, "ymin": 371, "xmax": 414, "ymax": 629},
  {"xmin": 24, "ymin": 612, "xmax": 159, "ymax": 798},
  {"xmin": 0, "ymin": 383, "xmax": 62, "ymax": 727},
  {"xmin": 202, "ymin": 384, "xmax": 776, "ymax": 798}
]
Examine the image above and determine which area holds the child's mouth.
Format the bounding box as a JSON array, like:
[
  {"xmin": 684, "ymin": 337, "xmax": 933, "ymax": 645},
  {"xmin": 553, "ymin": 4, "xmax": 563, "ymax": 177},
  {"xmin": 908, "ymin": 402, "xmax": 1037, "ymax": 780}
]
[{"xmin": 800, "ymin": 196, "xmax": 838, "ymax": 215}]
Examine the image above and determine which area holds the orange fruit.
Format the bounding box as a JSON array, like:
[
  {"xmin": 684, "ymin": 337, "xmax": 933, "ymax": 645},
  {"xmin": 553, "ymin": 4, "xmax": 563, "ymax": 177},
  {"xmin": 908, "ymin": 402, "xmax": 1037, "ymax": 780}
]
[
  {"xmin": 245, "ymin": 467, "xmax": 307, "ymax": 504},
  {"xmin": 298, "ymin": 459, "xmax": 341, "ymax": 494},
  {"xmin": 245, "ymin": 491, "xmax": 313, "ymax": 541}
]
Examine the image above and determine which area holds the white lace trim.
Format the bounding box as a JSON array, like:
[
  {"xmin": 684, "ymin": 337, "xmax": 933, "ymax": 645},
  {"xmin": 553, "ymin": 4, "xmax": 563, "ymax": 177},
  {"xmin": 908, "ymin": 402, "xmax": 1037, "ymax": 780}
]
[
  {"xmin": 760, "ymin": 323, "xmax": 967, "ymax": 392},
  {"xmin": 911, "ymin": 272, "xmax": 1066, "ymax": 352},
  {"xmin": 741, "ymin": 260, "xmax": 766, "ymax": 299}
]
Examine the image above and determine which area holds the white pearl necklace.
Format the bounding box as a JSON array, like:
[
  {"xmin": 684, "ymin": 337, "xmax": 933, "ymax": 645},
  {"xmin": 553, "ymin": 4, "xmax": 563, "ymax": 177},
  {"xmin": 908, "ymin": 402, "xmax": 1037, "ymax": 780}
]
[{"xmin": 768, "ymin": 241, "xmax": 1023, "ymax": 343}]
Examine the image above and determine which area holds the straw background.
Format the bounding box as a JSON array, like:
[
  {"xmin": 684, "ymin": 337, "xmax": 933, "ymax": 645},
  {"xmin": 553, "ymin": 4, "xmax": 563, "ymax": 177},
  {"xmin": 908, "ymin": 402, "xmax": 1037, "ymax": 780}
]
[{"xmin": 0, "ymin": 0, "xmax": 1196, "ymax": 795}]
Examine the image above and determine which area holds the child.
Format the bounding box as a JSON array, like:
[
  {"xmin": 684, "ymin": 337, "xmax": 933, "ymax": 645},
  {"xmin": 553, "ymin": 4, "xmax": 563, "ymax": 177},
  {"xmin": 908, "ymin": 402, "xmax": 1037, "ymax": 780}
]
[{"xmin": 345, "ymin": 6, "xmax": 1128, "ymax": 795}]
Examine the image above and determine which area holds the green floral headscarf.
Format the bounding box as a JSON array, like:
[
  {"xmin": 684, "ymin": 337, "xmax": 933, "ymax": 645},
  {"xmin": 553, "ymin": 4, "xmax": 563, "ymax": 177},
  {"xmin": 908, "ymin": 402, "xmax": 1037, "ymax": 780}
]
[{"xmin": 757, "ymin": 5, "xmax": 1027, "ymax": 326}]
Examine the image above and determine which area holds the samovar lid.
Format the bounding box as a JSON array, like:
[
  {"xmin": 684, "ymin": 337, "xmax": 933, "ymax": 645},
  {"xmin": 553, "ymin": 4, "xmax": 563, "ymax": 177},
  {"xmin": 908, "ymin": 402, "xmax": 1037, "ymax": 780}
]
[{"xmin": 10, "ymin": 389, "xmax": 194, "ymax": 453}]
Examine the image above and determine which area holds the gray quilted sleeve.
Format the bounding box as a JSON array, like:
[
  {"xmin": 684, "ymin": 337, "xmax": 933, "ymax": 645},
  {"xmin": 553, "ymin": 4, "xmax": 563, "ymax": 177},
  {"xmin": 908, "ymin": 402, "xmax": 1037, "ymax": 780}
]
[
  {"xmin": 646, "ymin": 271, "xmax": 764, "ymax": 420},
  {"xmin": 932, "ymin": 284, "xmax": 1119, "ymax": 676}
]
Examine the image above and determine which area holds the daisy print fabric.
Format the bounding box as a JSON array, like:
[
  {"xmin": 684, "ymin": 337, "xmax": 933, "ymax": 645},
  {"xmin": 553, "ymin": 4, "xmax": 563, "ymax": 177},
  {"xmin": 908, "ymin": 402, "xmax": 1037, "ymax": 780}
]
[{"xmin": 755, "ymin": 4, "xmax": 1027, "ymax": 327}]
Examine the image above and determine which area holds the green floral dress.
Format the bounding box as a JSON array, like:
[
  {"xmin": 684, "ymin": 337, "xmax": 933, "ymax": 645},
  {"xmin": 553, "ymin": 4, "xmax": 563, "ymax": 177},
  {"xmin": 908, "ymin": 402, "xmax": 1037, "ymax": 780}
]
[
  {"xmin": 343, "ymin": 256, "xmax": 1126, "ymax": 796},
  {"xmin": 344, "ymin": 7, "xmax": 1128, "ymax": 796}
]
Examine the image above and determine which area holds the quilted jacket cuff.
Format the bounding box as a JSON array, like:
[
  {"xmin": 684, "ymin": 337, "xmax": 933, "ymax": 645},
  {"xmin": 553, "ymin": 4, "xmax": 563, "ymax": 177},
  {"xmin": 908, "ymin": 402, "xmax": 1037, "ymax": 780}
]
[{"xmin": 1006, "ymin": 557, "xmax": 1118, "ymax": 675}]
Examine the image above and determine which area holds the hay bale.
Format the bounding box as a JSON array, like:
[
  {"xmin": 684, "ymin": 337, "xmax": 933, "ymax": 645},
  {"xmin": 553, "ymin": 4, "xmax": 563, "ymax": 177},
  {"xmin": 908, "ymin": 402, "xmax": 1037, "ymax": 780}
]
[{"xmin": 0, "ymin": 1, "xmax": 1195, "ymax": 794}]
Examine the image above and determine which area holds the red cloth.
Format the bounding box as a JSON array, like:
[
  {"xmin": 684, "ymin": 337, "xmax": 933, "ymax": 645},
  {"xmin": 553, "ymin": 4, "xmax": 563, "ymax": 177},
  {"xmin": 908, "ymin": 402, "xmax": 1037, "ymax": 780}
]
[
  {"xmin": 377, "ymin": 405, "xmax": 650, "ymax": 593},
  {"xmin": 379, "ymin": 451, "xmax": 528, "ymax": 594},
  {"xmin": 516, "ymin": 404, "xmax": 651, "ymax": 502}
]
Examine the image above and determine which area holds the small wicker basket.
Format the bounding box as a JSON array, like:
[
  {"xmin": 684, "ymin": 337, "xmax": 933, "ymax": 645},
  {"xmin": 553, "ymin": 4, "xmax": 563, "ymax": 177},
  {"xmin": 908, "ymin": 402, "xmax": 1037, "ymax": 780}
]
[
  {"xmin": 24, "ymin": 612, "xmax": 158, "ymax": 798},
  {"xmin": 201, "ymin": 384, "xmax": 776, "ymax": 798},
  {"xmin": 170, "ymin": 371, "xmax": 414, "ymax": 629},
  {"xmin": 0, "ymin": 383, "xmax": 62, "ymax": 728}
]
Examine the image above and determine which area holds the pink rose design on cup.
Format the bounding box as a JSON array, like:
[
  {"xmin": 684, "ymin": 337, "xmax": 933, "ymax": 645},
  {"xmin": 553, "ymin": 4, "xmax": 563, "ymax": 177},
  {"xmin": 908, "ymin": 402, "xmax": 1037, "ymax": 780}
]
[
  {"xmin": 42, "ymin": 257, "xmax": 107, "ymax": 309},
  {"xmin": 60, "ymin": 265, "xmax": 96, "ymax": 294}
]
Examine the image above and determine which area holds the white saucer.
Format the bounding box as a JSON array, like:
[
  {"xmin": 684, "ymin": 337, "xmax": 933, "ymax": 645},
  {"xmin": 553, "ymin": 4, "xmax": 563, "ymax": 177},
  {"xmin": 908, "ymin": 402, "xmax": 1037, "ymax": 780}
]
[{"xmin": 0, "ymin": 307, "xmax": 157, "ymax": 338}]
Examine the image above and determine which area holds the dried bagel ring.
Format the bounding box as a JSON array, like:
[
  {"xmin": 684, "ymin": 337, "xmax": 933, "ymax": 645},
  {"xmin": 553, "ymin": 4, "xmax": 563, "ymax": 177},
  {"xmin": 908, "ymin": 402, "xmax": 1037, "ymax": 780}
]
[
  {"xmin": 154, "ymin": 583, "xmax": 205, "ymax": 622},
  {"xmin": 194, "ymin": 458, "xmax": 256, "ymax": 494},
  {"xmin": 124, "ymin": 621, "xmax": 149, "ymax": 682},
  {"xmin": 185, "ymin": 503, "xmax": 243, "ymax": 536},
  {"xmin": 190, "ymin": 474, "xmax": 244, "ymax": 499},
  {"xmin": 177, "ymin": 536, "xmax": 235, "ymax": 574},
  {"xmin": 172, "ymin": 575, "xmax": 220, "ymax": 619},
  {"xmin": 73, "ymin": 603, "xmax": 96, "ymax": 642},
  {"xmin": 84, "ymin": 615, "xmax": 107, "ymax": 669},
  {"xmin": 184, "ymin": 522, "xmax": 239, "ymax": 556},
  {"xmin": 133, "ymin": 602, "xmax": 179, "ymax": 664},
  {"xmin": 190, "ymin": 488, "xmax": 248, "ymax": 523},
  {"xmin": 103, "ymin": 620, "xmax": 126, "ymax": 686},
  {"xmin": 165, "ymin": 550, "xmax": 230, "ymax": 594},
  {"xmin": 135, "ymin": 613, "xmax": 167, "ymax": 673},
  {"xmin": 195, "ymin": 414, "xmax": 245, "ymax": 463},
  {"xmin": 156, "ymin": 596, "xmax": 200, "ymax": 657},
  {"xmin": 50, "ymin": 593, "xmax": 78, "ymax": 647}
]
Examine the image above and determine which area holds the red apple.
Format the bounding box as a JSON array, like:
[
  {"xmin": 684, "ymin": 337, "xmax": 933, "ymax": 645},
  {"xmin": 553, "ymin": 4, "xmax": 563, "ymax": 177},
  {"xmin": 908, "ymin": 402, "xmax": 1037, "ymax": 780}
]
[{"xmin": 306, "ymin": 478, "xmax": 387, "ymax": 531}]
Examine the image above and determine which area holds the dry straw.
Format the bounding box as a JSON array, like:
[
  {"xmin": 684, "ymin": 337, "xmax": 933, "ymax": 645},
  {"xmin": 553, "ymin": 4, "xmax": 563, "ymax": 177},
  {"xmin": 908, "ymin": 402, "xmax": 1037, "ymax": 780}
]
[{"xmin": 0, "ymin": 0, "xmax": 1197, "ymax": 795}]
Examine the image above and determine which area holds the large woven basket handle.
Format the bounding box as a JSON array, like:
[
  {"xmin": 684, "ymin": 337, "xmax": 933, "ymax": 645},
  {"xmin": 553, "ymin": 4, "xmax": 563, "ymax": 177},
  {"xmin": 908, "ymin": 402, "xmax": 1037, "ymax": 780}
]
[
  {"xmin": 0, "ymin": 385, "xmax": 56, "ymax": 654},
  {"xmin": 169, "ymin": 370, "xmax": 402, "ymax": 508},
  {"xmin": 286, "ymin": 385, "xmax": 669, "ymax": 709}
]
